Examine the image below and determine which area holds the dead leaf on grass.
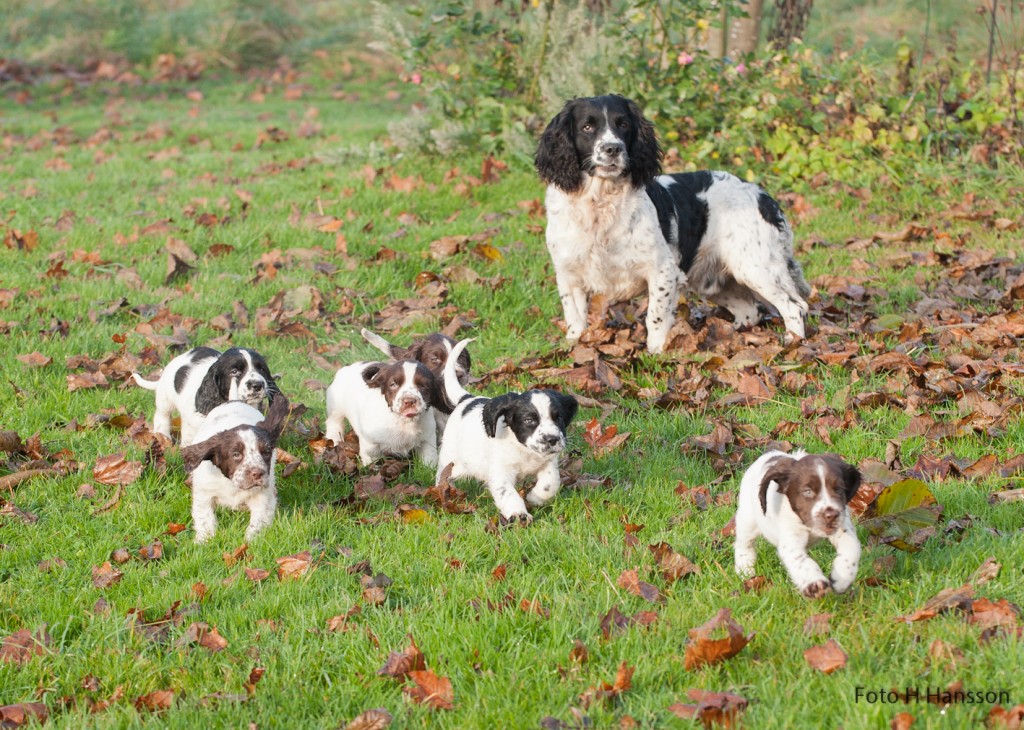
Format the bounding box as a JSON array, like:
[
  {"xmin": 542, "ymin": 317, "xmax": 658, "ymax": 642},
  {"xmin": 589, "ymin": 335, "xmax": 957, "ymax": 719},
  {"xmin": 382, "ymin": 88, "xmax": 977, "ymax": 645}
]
[
  {"xmin": 91, "ymin": 562, "xmax": 124, "ymax": 589},
  {"xmin": 345, "ymin": 707, "xmax": 394, "ymax": 730},
  {"xmin": 378, "ymin": 635, "xmax": 426, "ymax": 680},
  {"xmin": 683, "ymin": 608, "xmax": 753, "ymax": 670},
  {"xmin": 93, "ymin": 454, "xmax": 144, "ymax": 486},
  {"xmin": 0, "ymin": 627, "xmax": 51, "ymax": 665},
  {"xmin": 804, "ymin": 639, "xmax": 847, "ymax": 673},
  {"xmin": 667, "ymin": 689, "xmax": 748, "ymax": 727},
  {"xmin": 579, "ymin": 661, "xmax": 633, "ymax": 708},
  {"xmin": 404, "ymin": 669, "xmax": 454, "ymax": 710}
]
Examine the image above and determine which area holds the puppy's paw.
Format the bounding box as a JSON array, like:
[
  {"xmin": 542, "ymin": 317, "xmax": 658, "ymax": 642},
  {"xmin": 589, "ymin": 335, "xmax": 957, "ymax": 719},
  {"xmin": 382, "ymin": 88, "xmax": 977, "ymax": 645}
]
[
  {"xmin": 498, "ymin": 511, "xmax": 533, "ymax": 527},
  {"xmin": 801, "ymin": 580, "xmax": 832, "ymax": 599}
]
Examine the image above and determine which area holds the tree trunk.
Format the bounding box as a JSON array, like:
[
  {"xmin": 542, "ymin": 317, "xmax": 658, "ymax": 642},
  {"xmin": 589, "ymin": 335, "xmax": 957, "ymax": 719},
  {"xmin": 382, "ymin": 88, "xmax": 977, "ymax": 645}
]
[
  {"xmin": 706, "ymin": 0, "xmax": 765, "ymax": 58},
  {"xmin": 767, "ymin": 0, "xmax": 813, "ymax": 48}
]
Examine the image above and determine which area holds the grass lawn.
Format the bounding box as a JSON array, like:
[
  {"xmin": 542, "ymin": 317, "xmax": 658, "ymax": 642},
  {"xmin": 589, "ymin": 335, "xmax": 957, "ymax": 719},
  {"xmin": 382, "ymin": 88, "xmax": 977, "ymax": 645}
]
[{"xmin": 2, "ymin": 56, "xmax": 1024, "ymax": 729}]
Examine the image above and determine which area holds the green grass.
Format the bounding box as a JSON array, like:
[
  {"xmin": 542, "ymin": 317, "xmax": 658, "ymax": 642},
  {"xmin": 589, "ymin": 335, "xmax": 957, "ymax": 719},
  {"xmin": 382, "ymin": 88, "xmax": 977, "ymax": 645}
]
[{"xmin": 2, "ymin": 59, "xmax": 1024, "ymax": 730}]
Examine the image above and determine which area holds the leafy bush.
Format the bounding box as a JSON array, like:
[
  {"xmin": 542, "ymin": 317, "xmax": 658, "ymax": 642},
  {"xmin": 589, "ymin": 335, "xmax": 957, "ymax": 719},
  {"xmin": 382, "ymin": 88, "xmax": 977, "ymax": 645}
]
[{"xmin": 369, "ymin": 1, "xmax": 1022, "ymax": 186}]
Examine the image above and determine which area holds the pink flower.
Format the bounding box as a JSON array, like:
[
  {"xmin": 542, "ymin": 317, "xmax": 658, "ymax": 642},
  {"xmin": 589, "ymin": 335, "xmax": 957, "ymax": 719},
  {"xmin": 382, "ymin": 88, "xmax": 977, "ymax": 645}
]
[
  {"xmin": 735, "ymin": 62, "xmax": 746, "ymax": 75},
  {"xmin": 677, "ymin": 52, "xmax": 694, "ymax": 66},
  {"xmin": 411, "ymin": 72, "xmax": 423, "ymax": 85}
]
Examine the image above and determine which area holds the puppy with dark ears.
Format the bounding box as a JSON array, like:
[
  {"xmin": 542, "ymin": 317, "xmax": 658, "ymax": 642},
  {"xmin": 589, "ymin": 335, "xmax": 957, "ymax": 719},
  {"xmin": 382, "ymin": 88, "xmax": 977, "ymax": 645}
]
[
  {"xmin": 324, "ymin": 359, "xmax": 445, "ymax": 466},
  {"xmin": 181, "ymin": 394, "xmax": 290, "ymax": 544},
  {"xmin": 734, "ymin": 450, "xmax": 862, "ymax": 598},
  {"xmin": 132, "ymin": 346, "xmax": 279, "ymax": 446},
  {"xmin": 436, "ymin": 339, "xmax": 579, "ymax": 524}
]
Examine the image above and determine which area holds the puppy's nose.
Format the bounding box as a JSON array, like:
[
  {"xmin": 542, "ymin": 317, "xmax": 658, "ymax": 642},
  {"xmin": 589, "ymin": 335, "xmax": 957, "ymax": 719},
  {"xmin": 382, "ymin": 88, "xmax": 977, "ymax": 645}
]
[
  {"xmin": 400, "ymin": 395, "xmax": 420, "ymax": 408},
  {"xmin": 822, "ymin": 507, "xmax": 840, "ymax": 528},
  {"xmin": 246, "ymin": 466, "xmax": 267, "ymax": 483},
  {"xmin": 247, "ymin": 381, "xmax": 265, "ymax": 392},
  {"xmin": 541, "ymin": 434, "xmax": 562, "ymax": 448},
  {"xmin": 601, "ymin": 142, "xmax": 624, "ymax": 157}
]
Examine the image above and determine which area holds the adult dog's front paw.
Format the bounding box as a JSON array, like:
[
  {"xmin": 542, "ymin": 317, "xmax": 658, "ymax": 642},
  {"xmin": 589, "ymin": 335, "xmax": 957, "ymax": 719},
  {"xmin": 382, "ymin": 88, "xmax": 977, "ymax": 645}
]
[{"xmin": 801, "ymin": 580, "xmax": 832, "ymax": 599}]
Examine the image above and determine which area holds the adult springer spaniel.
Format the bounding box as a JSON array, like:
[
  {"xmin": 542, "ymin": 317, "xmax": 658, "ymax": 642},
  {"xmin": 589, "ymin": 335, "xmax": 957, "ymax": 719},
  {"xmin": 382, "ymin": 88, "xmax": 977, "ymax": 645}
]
[{"xmin": 535, "ymin": 94, "xmax": 811, "ymax": 353}]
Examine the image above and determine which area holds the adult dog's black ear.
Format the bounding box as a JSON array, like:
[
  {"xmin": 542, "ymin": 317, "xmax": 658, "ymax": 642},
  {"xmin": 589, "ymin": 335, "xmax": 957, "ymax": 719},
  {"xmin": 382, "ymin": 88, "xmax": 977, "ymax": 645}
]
[
  {"xmin": 181, "ymin": 440, "xmax": 216, "ymax": 473},
  {"xmin": 362, "ymin": 363, "xmax": 385, "ymax": 389},
  {"xmin": 759, "ymin": 457, "xmax": 794, "ymax": 514},
  {"xmin": 622, "ymin": 96, "xmax": 663, "ymax": 188},
  {"xmin": 535, "ymin": 100, "xmax": 583, "ymax": 193},
  {"xmin": 824, "ymin": 454, "xmax": 862, "ymax": 504},
  {"xmin": 549, "ymin": 391, "xmax": 578, "ymax": 428},
  {"xmin": 259, "ymin": 394, "xmax": 290, "ymax": 443},
  {"xmin": 482, "ymin": 394, "xmax": 519, "ymax": 438},
  {"xmin": 194, "ymin": 359, "xmax": 230, "ymax": 415}
]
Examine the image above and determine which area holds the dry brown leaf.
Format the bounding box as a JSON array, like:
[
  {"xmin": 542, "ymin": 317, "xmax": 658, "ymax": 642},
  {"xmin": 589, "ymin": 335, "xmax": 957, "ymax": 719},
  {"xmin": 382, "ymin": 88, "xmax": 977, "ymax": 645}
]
[
  {"xmin": 223, "ymin": 543, "xmax": 249, "ymax": 566},
  {"xmin": 0, "ymin": 627, "xmax": 50, "ymax": 665},
  {"xmin": 345, "ymin": 708, "xmax": 394, "ymax": 730},
  {"xmin": 378, "ymin": 635, "xmax": 426, "ymax": 680},
  {"xmin": 803, "ymin": 613, "xmax": 833, "ymax": 637},
  {"xmin": 896, "ymin": 584, "xmax": 975, "ymax": 622},
  {"xmin": 134, "ymin": 689, "xmax": 174, "ymax": 712},
  {"xmin": 648, "ymin": 542, "xmax": 700, "ymax": 582},
  {"xmin": 580, "ymin": 661, "xmax": 633, "ymax": 708},
  {"xmin": 667, "ymin": 689, "xmax": 749, "ymax": 727},
  {"xmin": 91, "ymin": 562, "xmax": 123, "ymax": 589},
  {"xmin": 0, "ymin": 703, "xmax": 49, "ymax": 726},
  {"xmin": 403, "ymin": 669, "xmax": 454, "ymax": 710},
  {"xmin": 244, "ymin": 567, "xmax": 271, "ymax": 582},
  {"xmin": 890, "ymin": 711, "xmax": 915, "ymax": 730},
  {"xmin": 276, "ymin": 551, "xmax": 313, "ymax": 580},
  {"xmin": 804, "ymin": 638, "xmax": 847, "ymax": 674},
  {"xmin": 139, "ymin": 540, "xmax": 163, "ymax": 560},
  {"xmin": 683, "ymin": 608, "xmax": 753, "ymax": 670},
  {"xmin": 569, "ymin": 639, "xmax": 589, "ymax": 664},
  {"xmin": 92, "ymin": 453, "xmax": 144, "ymax": 486},
  {"xmin": 616, "ymin": 569, "xmax": 663, "ymax": 603}
]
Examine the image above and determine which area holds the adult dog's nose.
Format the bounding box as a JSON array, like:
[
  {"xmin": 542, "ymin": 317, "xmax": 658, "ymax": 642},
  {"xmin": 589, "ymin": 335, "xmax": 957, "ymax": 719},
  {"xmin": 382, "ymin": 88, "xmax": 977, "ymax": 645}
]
[{"xmin": 601, "ymin": 141, "xmax": 624, "ymax": 158}]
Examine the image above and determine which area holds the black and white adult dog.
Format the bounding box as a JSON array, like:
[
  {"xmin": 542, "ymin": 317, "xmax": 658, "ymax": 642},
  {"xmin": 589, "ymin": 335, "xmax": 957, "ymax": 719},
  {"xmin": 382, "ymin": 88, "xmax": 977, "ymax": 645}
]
[
  {"xmin": 436, "ymin": 339, "xmax": 578, "ymax": 524},
  {"xmin": 132, "ymin": 347, "xmax": 278, "ymax": 446},
  {"xmin": 181, "ymin": 395, "xmax": 289, "ymax": 543},
  {"xmin": 734, "ymin": 450, "xmax": 862, "ymax": 598},
  {"xmin": 535, "ymin": 94, "xmax": 811, "ymax": 353}
]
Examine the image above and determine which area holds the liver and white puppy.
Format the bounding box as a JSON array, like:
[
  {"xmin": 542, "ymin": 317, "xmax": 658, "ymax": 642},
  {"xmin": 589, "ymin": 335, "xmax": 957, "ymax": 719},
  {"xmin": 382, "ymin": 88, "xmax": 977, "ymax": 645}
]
[
  {"xmin": 436, "ymin": 339, "xmax": 578, "ymax": 524},
  {"xmin": 360, "ymin": 328, "xmax": 471, "ymax": 430},
  {"xmin": 324, "ymin": 360, "xmax": 443, "ymax": 466},
  {"xmin": 536, "ymin": 94, "xmax": 810, "ymax": 353},
  {"xmin": 132, "ymin": 347, "xmax": 278, "ymax": 446},
  {"xmin": 181, "ymin": 394, "xmax": 289, "ymax": 544},
  {"xmin": 734, "ymin": 450, "xmax": 862, "ymax": 598}
]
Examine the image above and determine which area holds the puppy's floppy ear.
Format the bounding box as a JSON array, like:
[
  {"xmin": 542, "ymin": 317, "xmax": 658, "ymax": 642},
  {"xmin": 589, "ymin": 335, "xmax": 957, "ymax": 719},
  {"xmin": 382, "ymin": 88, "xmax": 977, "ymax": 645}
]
[
  {"xmin": 824, "ymin": 454, "xmax": 862, "ymax": 504},
  {"xmin": 194, "ymin": 360, "xmax": 229, "ymax": 415},
  {"xmin": 482, "ymin": 394, "xmax": 519, "ymax": 438},
  {"xmin": 535, "ymin": 100, "xmax": 583, "ymax": 193},
  {"xmin": 429, "ymin": 372, "xmax": 453, "ymax": 415},
  {"xmin": 758, "ymin": 457, "xmax": 794, "ymax": 514},
  {"xmin": 259, "ymin": 394, "xmax": 290, "ymax": 443},
  {"xmin": 549, "ymin": 391, "xmax": 578, "ymax": 427},
  {"xmin": 360, "ymin": 328, "xmax": 400, "ymax": 359},
  {"xmin": 621, "ymin": 96, "xmax": 662, "ymax": 188},
  {"xmin": 362, "ymin": 363, "xmax": 385, "ymax": 388},
  {"xmin": 181, "ymin": 440, "xmax": 216, "ymax": 473}
]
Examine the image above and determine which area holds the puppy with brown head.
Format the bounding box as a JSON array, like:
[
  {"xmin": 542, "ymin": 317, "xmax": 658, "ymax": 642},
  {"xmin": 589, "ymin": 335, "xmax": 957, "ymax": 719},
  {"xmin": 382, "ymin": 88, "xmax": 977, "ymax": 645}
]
[
  {"xmin": 324, "ymin": 359, "xmax": 445, "ymax": 466},
  {"xmin": 360, "ymin": 328, "xmax": 471, "ymax": 412},
  {"xmin": 181, "ymin": 394, "xmax": 290, "ymax": 543},
  {"xmin": 734, "ymin": 450, "xmax": 862, "ymax": 598}
]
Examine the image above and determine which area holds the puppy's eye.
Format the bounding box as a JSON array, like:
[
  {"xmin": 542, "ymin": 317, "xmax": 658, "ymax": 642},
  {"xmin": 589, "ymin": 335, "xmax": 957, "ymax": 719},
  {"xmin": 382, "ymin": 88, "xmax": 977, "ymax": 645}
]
[
  {"xmin": 616, "ymin": 119, "xmax": 630, "ymax": 129},
  {"xmin": 524, "ymin": 417, "xmax": 538, "ymax": 426},
  {"xmin": 581, "ymin": 123, "xmax": 594, "ymax": 133},
  {"xmin": 388, "ymin": 382, "xmax": 399, "ymax": 391},
  {"xmin": 430, "ymin": 355, "xmax": 440, "ymax": 363},
  {"xmin": 232, "ymin": 451, "xmax": 243, "ymax": 461},
  {"xmin": 803, "ymin": 488, "xmax": 815, "ymax": 498},
  {"xmin": 230, "ymin": 368, "xmax": 241, "ymax": 377}
]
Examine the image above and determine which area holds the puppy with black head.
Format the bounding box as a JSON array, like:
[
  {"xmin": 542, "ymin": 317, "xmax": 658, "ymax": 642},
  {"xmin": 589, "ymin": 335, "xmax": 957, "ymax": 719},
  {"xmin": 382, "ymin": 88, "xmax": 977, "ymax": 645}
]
[
  {"xmin": 132, "ymin": 347, "xmax": 278, "ymax": 446},
  {"xmin": 181, "ymin": 394, "xmax": 289, "ymax": 543},
  {"xmin": 734, "ymin": 450, "xmax": 862, "ymax": 598},
  {"xmin": 324, "ymin": 359, "xmax": 445, "ymax": 466},
  {"xmin": 436, "ymin": 339, "xmax": 578, "ymax": 524}
]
